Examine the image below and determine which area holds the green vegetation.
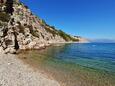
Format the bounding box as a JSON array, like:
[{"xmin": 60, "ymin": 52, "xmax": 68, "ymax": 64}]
[
  {"xmin": 45, "ymin": 27, "xmax": 58, "ymax": 36},
  {"xmin": 41, "ymin": 19, "xmax": 57, "ymax": 31},
  {"xmin": 18, "ymin": 22, "xmax": 39, "ymax": 38},
  {"xmin": 17, "ymin": 22, "xmax": 25, "ymax": 34},
  {"xmin": 41, "ymin": 19, "xmax": 47, "ymax": 26},
  {"xmin": 41, "ymin": 19, "xmax": 59, "ymax": 36},
  {"xmin": 30, "ymin": 30, "xmax": 39, "ymax": 38},
  {"xmin": 71, "ymin": 38, "xmax": 79, "ymax": 41},
  {"xmin": 28, "ymin": 25, "xmax": 39, "ymax": 38},
  {"xmin": 58, "ymin": 30, "xmax": 71, "ymax": 41},
  {"xmin": 24, "ymin": 5, "xmax": 29, "ymax": 9},
  {"xmin": 50, "ymin": 26, "xmax": 59, "ymax": 32},
  {"xmin": 0, "ymin": 12, "xmax": 10, "ymax": 22},
  {"xmin": 0, "ymin": 3, "xmax": 5, "ymax": 7},
  {"xmin": 40, "ymin": 19, "xmax": 79, "ymax": 41},
  {"xmin": 0, "ymin": 21, "xmax": 7, "ymax": 27},
  {"xmin": 58, "ymin": 30, "xmax": 79, "ymax": 41}
]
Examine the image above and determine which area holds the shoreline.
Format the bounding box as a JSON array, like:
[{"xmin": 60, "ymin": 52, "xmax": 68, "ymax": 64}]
[
  {"xmin": 0, "ymin": 40, "xmax": 90, "ymax": 54},
  {"xmin": 0, "ymin": 53, "xmax": 60, "ymax": 86},
  {"xmin": 17, "ymin": 44, "xmax": 115, "ymax": 86}
]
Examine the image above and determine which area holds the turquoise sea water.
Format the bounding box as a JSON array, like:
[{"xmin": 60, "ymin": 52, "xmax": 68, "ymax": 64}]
[
  {"xmin": 20, "ymin": 43, "xmax": 115, "ymax": 86},
  {"xmin": 50, "ymin": 43, "xmax": 115, "ymax": 73}
]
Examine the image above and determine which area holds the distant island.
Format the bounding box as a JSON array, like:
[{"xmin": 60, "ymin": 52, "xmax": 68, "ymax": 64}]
[{"xmin": 90, "ymin": 39, "xmax": 115, "ymax": 43}]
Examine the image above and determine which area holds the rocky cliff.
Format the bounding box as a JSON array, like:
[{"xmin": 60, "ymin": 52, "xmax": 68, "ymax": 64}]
[{"xmin": 0, "ymin": 0, "xmax": 80, "ymax": 53}]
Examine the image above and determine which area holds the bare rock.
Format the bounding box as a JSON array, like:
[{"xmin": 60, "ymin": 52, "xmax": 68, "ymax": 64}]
[
  {"xmin": 4, "ymin": 48, "xmax": 16, "ymax": 54},
  {"xmin": 0, "ymin": 47, "xmax": 4, "ymax": 54},
  {"xmin": 0, "ymin": 0, "xmax": 80, "ymax": 54}
]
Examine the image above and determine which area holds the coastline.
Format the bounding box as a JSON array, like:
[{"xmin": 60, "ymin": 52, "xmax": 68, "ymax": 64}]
[
  {"xmin": 17, "ymin": 44, "xmax": 115, "ymax": 86},
  {"xmin": 0, "ymin": 53, "xmax": 60, "ymax": 86},
  {"xmin": 0, "ymin": 42, "xmax": 90, "ymax": 86},
  {"xmin": 51, "ymin": 40, "xmax": 90, "ymax": 44}
]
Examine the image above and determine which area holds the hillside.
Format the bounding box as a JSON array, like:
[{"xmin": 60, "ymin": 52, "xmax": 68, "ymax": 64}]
[{"xmin": 0, "ymin": 0, "xmax": 80, "ymax": 54}]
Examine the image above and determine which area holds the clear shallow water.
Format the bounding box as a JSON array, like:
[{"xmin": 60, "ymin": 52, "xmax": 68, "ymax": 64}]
[
  {"xmin": 49, "ymin": 43, "xmax": 115, "ymax": 73},
  {"xmin": 19, "ymin": 43, "xmax": 115, "ymax": 86}
]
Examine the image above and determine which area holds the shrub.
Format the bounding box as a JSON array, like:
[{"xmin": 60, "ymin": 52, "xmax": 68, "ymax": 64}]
[
  {"xmin": 38, "ymin": 19, "xmax": 79, "ymax": 41},
  {"xmin": 58, "ymin": 30, "xmax": 70, "ymax": 41},
  {"xmin": 28, "ymin": 25, "xmax": 39, "ymax": 38},
  {"xmin": 50, "ymin": 26, "xmax": 58, "ymax": 32},
  {"xmin": 24, "ymin": 5, "xmax": 28, "ymax": 9},
  {"xmin": 45, "ymin": 27, "xmax": 58, "ymax": 36},
  {"xmin": 17, "ymin": 22, "xmax": 25, "ymax": 34},
  {"xmin": 0, "ymin": 12, "xmax": 10, "ymax": 22},
  {"xmin": 40, "ymin": 20, "xmax": 58, "ymax": 36},
  {"xmin": 31, "ymin": 30, "xmax": 39, "ymax": 38},
  {"xmin": 58, "ymin": 30, "xmax": 79, "ymax": 42},
  {"xmin": 41, "ymin": 19, "xmax": 47, "ymax": 25},
  {"xmin": 72, "ymin": 38, "xmax": 79, "ymax": 42}
]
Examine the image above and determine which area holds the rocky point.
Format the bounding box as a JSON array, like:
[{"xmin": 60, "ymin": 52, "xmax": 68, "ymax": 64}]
[{"xmin": 0, "ymin": 0, "xmax": 80, "ymax": 54}]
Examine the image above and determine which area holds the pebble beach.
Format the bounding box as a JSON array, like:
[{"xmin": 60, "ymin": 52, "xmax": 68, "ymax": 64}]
[{"xmin": 0, "ymin": 53, "xmax": 60, "ymax": 86}]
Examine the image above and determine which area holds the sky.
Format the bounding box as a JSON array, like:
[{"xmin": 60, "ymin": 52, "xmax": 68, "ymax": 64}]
[{"xmin": 21, "ymin": 0, "xmax": 115, "ymax": 40}]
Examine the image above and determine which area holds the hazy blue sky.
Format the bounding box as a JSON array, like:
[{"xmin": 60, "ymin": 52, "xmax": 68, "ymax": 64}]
[{"xmin": 21, "ymin": 0, "xmax": 115, "ymax": 40}]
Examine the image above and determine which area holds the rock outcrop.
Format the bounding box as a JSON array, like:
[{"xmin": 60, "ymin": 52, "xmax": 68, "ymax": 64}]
[{"xmin": 0, "ymin": 0, "xmax": 79, "ymax": 54}]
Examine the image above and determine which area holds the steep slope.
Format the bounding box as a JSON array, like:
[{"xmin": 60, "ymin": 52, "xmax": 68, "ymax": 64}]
[{"xmin": 0, "ymin": 0, "xmax": 79, "ymax": 53}]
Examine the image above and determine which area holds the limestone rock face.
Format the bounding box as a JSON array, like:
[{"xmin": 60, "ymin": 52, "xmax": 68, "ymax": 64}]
[{"xmin": 0, "ymin": 0, "xmax": 78, "ymax": 54}]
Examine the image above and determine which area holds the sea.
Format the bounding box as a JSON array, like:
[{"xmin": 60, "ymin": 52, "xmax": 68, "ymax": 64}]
[{"xmin": 19, "ymin": 43, "xmax": 115, "ymax": 86}]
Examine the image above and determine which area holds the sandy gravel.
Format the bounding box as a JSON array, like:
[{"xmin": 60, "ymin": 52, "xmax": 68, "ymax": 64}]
[{"xmin": 0, "ymin": 53, "xmax": 60, "ymax": 86}]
